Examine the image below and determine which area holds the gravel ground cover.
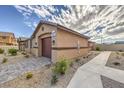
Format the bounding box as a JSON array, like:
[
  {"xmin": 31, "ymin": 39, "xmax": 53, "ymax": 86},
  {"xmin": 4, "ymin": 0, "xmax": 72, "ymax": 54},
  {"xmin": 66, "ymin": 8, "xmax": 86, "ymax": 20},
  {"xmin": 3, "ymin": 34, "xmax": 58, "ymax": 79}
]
[
  {"xmin": 0, "ymin": 52, "xmax": 51, "ymax": 84},
  {"xmin": 101, "ymin": 75, "xmax": 124, "ymax": 88},
  {"xmin": 0, "ymin": 51, "xmax": 100, "ymax": 88},
  {"xmin": 106, "ymin": 52, "xmax": 124, "ymax": 71}
]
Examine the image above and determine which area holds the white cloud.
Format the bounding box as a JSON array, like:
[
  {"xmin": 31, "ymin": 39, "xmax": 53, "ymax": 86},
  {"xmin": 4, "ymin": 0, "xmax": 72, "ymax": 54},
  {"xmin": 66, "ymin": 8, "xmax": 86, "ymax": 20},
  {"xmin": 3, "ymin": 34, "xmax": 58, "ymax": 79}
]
[{"xmin": 14, "ymin": 5, "xmax": 124, "ymax": 43}]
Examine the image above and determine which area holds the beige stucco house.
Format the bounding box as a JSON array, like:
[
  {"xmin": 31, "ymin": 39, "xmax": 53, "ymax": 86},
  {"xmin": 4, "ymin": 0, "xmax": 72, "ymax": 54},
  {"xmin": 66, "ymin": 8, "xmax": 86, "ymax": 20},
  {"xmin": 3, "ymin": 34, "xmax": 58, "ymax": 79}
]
[
  {"xmin": 17, "ymin": 37, "xmax": 28, "ymax": 51},
  {"xmin": 0, "ymin": 32, "xmax": 17, "ymax": 45},
  {"xmin": 22, "ymin": 21, "xmax": 90, "ymax": 62}
]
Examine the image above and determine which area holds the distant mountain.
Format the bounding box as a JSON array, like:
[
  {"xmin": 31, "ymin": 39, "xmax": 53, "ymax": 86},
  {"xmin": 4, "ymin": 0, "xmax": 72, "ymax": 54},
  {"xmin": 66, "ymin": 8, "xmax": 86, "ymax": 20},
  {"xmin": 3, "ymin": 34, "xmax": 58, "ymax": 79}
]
[{"xmin": 115, "ymin": 41, "xmax": 124, "ymax": 44}]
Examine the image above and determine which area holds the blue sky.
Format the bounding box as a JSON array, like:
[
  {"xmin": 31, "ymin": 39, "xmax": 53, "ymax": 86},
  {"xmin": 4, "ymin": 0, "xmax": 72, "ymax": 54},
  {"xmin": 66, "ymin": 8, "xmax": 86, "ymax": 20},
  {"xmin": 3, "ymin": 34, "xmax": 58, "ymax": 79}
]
[
  {"xmin": 0, "ymin": 5, "xmax": 124, "ymax": 43},
  {"xmin": 0, "ymin": 6, "xmax": 32, "ymax": 37},
  {"xmin": 0, "ymin": 5, "xmax": 68, "ymax": 38}
]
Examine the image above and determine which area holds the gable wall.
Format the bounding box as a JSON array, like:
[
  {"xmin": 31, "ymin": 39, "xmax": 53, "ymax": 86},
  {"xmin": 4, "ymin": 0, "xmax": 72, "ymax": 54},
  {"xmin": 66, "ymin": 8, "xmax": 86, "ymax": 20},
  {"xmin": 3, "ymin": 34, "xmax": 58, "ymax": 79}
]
[{"xmin": 31, "ymin": 24, "xmax": 57, "ymax": 57}]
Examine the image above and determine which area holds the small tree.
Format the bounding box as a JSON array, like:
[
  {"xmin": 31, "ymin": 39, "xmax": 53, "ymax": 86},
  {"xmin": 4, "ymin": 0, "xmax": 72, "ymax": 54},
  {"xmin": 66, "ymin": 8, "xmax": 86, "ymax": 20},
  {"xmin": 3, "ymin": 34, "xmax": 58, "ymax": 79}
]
[
  {"xmin": 0, "ymin": 48, "xmax": 4, "ymax": 54},
  {"xmin": 8, "ymin": 48, "xmax": 17, "ymax": 56}
]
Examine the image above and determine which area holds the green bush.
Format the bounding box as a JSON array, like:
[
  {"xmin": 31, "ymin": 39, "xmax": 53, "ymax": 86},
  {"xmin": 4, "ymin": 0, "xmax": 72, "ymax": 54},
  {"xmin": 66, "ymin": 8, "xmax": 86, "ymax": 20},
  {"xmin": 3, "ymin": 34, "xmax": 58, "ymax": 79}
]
[
  {"xmin": 2, "ymin": 58, "xmax": 7, "ymax": 63},
  {"xmin": 96, "ymin": 47, "xmax": 100, "ymax": 51},
  {"xmin": 51, "ymin": 75, "xmax": 58, "ymax": 85},
  {"xmin": 26, "ymin": 72, "xmax": 33, "ymax": 79},
  {"xmin": 8, "ymin": 48, "xmax": 17, "ymax": 56},
  {"xmin": 53, "ymin": 58, "xmax": 69, "ymax": 75},
  {"xmin": 0, "ymin": 48, "xmax": 4, "ymax": 54}
]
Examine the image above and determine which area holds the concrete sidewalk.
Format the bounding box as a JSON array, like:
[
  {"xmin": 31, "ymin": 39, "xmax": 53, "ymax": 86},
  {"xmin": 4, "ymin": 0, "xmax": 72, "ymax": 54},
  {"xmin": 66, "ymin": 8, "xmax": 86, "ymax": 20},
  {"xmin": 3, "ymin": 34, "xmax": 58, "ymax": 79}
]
[{"xmin": 67, "ymin": 51, "xmax": 111, "ymax": 88}]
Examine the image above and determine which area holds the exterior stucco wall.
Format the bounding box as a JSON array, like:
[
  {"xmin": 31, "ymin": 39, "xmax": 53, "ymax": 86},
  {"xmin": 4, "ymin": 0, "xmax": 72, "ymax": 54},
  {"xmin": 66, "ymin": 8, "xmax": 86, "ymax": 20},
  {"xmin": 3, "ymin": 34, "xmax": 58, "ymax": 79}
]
[
  {"xmin": 56, "ymin": 28, "xmax": 88, "ymax": 47},
  {"xmin": 31, "ymin": 24, "xmax": 57, "ymax": 57},
  {"xmin": 0, "ymin": 35, "xmax": 17, "ymax": 45},
  {"xmin": 35, "ymin": 24, "xmax": 57, "ymax": 45},
  {"xmin": 30, "ymin": 48, "xmax": 38, "ymax": 56},
  {"xmin": 25, "ymin": 40, "xmax": 31, "ymax": 53},
  {"xmin": 88, "ymin": 42, "xmax": 95, "ymax": 51},
  {"xmin": 52, "ymin": 48, "xmax": 89, "ymax": 62},
  {"xmin": 51, "ymin": 28, "xmax": 89, "ymax": 62}
]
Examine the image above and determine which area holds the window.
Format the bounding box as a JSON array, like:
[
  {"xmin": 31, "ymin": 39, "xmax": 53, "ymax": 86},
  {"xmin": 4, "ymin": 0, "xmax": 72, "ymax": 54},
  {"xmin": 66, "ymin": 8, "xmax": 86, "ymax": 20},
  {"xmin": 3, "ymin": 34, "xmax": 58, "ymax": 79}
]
[{"xmin": 42, "ymin": 27, "xmax": 44, "ymax": 31}]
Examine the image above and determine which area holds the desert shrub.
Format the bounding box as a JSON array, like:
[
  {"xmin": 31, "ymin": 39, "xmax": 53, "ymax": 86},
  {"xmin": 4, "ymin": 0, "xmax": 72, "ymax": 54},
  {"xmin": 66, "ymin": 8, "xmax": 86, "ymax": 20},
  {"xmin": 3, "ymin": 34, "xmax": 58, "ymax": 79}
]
[
  {"xmin": 26, "ymin": 72, "xmax": 33, "ymax": 79},
  {"xmin": 2, "ymin": 58, "xmax": 7, "ymax": 63},
  {"xmin": 75, "ymin": 58, "xmax": 80, "ymax": 62},
  {"xmin": 51, "ymin": 75, "xmax": 58, "ymax": 85},
  {"xmin": 24, "ymin": 54, "xmax": 29, "ymax": 58},
  {"xmin": 22, "ymin": 52, "xmax": 26, "ymax": 55},
  {"xmin": 52, "ymin": 58, "xmax": 69, "ymax": 75},
  {"xmin": 119, "ymin": 50, "xmax": 123, "ymax": 52},
  {"xmin": 69, "ymin": 61, "xmax": 74, "ymax": 67},
  {"xmin": 113, "ymin": 62, "xmax": 120, "ymax": 66},
  {"xmin": 96, "ymin": 47, "xmax": 100, "ymax": 51},
  {"xmin": 0, "ymin": 48, "xmax": 4, "ymax": 54},
  {"xmin": 8, "ymin": 48, "xmax": 17, "ymax": 56}
]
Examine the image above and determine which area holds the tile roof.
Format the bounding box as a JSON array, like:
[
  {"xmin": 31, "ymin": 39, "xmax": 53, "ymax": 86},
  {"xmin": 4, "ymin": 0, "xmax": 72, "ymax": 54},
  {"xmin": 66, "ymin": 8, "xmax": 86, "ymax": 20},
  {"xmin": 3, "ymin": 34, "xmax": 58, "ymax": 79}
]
[
  {"xmin": 31, "ymin": 20, "xmax": 90, "ymax": 39},
  {"xmin": 18, "ymin": 37, "xmax": 29, "ymax": 41},
  {"xmin": 0, "ymin": 32, "xmax": 15, "ymax": 37}
]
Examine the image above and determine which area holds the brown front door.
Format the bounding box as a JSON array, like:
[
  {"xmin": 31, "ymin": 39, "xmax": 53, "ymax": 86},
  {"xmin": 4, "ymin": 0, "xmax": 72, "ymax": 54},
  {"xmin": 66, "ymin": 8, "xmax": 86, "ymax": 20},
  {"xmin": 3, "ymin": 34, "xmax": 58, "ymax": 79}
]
[{"xmin": 42, "ymin": 37, "xmax": 51, "ymax": 58}]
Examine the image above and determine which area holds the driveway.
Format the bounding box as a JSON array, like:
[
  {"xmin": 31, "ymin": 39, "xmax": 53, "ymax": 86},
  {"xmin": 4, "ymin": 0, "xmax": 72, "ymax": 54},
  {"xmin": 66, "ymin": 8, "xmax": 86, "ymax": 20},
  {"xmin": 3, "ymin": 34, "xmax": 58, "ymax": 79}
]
[
  {"xmin": 68, "ymin": 51, "xmax": 113, "ymax": 88},
  {"xmin": 0, "ymin": 57, "xmax": 51, "ymax": 84}
]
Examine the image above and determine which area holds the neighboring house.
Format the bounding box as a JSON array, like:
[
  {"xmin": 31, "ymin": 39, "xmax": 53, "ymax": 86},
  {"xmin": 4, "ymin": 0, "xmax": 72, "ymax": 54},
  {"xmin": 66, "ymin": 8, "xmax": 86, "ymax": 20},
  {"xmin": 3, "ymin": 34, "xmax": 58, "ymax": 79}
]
[
  {"xmin": 88, "ymin": 41, "xmax": 95, "ymax": 50},
  {"xmin": 25, "ymin": 38, "xmax": 31, "ymax": 53},
  {"xmin": 20, "ymin": 21, "xmax": 90, "ymax": 62},
  {"xmin": 0, "ymin": 32, "xmax": 17, "ymax": 45},
  {"xmin": 17, "ymin": 37, "xmax": 28, "ymax": 51}
]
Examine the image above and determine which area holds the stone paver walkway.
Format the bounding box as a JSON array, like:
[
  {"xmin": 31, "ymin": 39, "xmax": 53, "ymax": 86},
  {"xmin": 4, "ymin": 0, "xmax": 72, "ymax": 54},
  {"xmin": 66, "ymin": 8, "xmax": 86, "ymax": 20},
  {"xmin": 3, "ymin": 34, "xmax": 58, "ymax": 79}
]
[
  {"xmin": 0, "ymin": 57, "xmax": 51, "ymax": 84},
  {"xmin": 67, "ymin": 51, "xmax": 124, "ymax": 88}
]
